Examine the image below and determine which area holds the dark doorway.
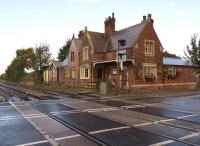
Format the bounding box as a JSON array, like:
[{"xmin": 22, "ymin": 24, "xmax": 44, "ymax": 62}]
[{"xmin": 97, "ymin": 68, "xmax": 103, "ymax": 80}]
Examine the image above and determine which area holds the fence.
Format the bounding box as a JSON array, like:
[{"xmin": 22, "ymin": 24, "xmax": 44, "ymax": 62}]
[{"xmin": 42, "ymin": 79, "xmax": 198, "ymax": 96}]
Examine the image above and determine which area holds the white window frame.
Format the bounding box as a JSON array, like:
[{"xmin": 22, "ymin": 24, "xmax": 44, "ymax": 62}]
[
  {"xmin": 143, "ymin": 64, "xmax": 157, "ymax": 78},
  {"xmin": 167, "ymin": 67, "xmax": 176, "ymax": 76},
  {"xmin": 80, "ymin": 68, "xmax": 90, "ymax": 79},
  {"xmin": 144, "ymin": 40, "xmax": 155, "ymax": 56},
  {"xmin": 71, "ymin": 69, "xmax": 75, "ymax": 79}
]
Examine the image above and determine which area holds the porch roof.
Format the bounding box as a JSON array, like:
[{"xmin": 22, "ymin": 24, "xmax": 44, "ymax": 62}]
[
  {"xmin": 93, "ymin": 59, "xmax": 134, "ymax": 67},
  {"xmin": 163, "ymin": 57, "xmax": 196, "ymax": 67}
]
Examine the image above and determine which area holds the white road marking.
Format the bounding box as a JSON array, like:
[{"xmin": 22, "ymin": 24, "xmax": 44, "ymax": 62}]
[
  {"xmin": 149, "ymin": 132, "xmax": 200, "ymax": 146},
  {"xmin": 50, "ymin": 109, "xmax": 80, "ymax": 115},
  {"xmin": 84, "ymin": 107, "xmax": 120, "ymax": 113},
  {"xmin": 121, "ymin": 105, "xmax": 146, "ymax": 109},
  {"xmin": 55, "ymin": 134, "xmax": 81, "ymax": 141},
  {"xmin": 15, "ymin": 140, "xmax": 48, "ymax": 146},
  {"xmin": 89, "ymin": 126, "xmax": 130, "ymax": 134},
  {"xmin": 0, "ymin": 105, "xmax": 12, "ymax": 108},
  {"xmin": 134, "ymin": 122, "xmax": 152, "ymax": 127},
  {"xmin": 0, "ymin": 114, "xmax": 47, "ymax": 121},
  {"xmin": 9, "ymin": 101, "xmax": 58, "ymax": 146},
  {"xmin": 177, "ymin": 114, "xmax": 199, "ymax": 119},
  {"xmin": 179, "ymin": 132, "xmax": 200, "ymax": 140},
  {"xmin": 134, "ymin": 119, "xmax": 175, "ymax": 127},
  {"xmin": 102, "ymin": 107, "xmax": 119, "ymax": 111},
  {"xmin": 149, "ymin": 140, "xmax": 175, "ymax": 146}
]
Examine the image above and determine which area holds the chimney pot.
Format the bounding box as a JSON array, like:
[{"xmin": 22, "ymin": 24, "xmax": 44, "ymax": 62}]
[
  {"xmin": 147, "ymin": 14, "xmax": 152, "ymax": 19},
  {"xmin": 84, "ymin": 26, "xmax": 87, "ymax": 32},
  {"xmin": 143, "ymin": 15, "xmax": 146, "ymax": 21},
  {"xmin": 112, "ymin": 12, "xmax": 114, "ymax": 18}
]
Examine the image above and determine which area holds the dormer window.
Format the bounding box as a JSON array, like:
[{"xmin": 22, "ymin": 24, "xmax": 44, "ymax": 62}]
[
  {"xmin": 83, "ymin": 46, "xmax": 89, "ymax": 61},
  {"xmin": 144, "ymin": 40, "xmax": 155, "ymax": 56}
]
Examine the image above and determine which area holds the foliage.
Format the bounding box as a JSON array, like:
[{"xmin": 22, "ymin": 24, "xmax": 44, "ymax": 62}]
[
  {"xmin": 163, "ymin": 50, "xmax": 180, "ymax": 58},
  {"xmin": 4, "ymin": 48, "xmax": 34, "ymax": 81},
  {"xmin": 184, "ymin": 34, "xmax": 200, "ymax": 67},
  {"xmin": 4, "ymin": 42, "xmax": 51, "ymax": 82},
  {"xmin": 32, "ymin": 43, "xmax": 51, "ymax": 81},
  {"xmin": 57, "ymin": 39, "xmax": 71, "ymax": 61}
]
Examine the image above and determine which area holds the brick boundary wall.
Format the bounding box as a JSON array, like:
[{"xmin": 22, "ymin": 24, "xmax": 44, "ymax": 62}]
[{"xmin": 131, "ymin": 82, "xmax": 197, "ymax": 90}]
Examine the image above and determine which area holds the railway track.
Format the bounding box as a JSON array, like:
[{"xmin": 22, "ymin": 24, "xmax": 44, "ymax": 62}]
[{"xmin": 1, "ymin": 82, "xmax": 200, "ymax": 145}]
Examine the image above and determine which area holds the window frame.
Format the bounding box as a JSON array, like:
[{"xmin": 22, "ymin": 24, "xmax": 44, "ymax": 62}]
[
  {"xmin": 143, "ymin": 64, "xmax": 157, "ymax": 79},
  {"xmin": 144, "ymin": 40, "xmax": 155, "ymax": 56},
  {"xmin": 80, "ymin": 68, "xmax": 90, "ymax": 79},
  {"xmin": 166, "ymin": 67, "xmax": 176, "ymax": 76},
  {"xmin": 70, "ymin": 69, "xmax": 75, "ymax": 79}
]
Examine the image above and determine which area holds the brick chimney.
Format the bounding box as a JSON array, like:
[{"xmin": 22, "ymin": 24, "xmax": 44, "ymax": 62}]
[{"xmin": 104, "ymin": 13, "xmax": 116, "ymax": 37}]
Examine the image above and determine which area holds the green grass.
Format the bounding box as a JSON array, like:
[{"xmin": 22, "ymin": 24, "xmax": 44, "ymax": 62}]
[{"xmin": 33, "ymin": 83, "xmax": 98, "ymax": 95}]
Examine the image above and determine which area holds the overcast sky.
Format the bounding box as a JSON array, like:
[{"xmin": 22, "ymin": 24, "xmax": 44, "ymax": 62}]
[{"xmin": 0, "ymin": 0, "xmax": 199, "ymax": 74}]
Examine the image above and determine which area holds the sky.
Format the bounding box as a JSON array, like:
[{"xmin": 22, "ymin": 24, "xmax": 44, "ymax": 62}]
[{"xmin": 0, "ymin": 0, "xmax": 200, "ymax": 74}]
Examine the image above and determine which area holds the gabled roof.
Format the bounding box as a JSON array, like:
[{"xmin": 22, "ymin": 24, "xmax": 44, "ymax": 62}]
[
  {"xmin": 87, "ymin": 31, "xmax": 108, "ymax": 52},
  {"xmin": 74, "ymin": 39, "xmax": 82, "ymax": 50},
  {"xmin": 110, "ymin": 21, "xmax": 147, "ymax": 50},
  {"xmin": 163, "ymin": 57, "xmax": 196, "ymax": 67},
  {"xmin": 86, "ymin": 21, "xmax": 147, "ymax": 52},
  {"xmin": 49, "ymin": 58, "xmax": 68, "ymax": 69}
]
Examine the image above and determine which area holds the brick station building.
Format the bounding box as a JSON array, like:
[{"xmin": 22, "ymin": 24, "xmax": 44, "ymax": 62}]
[{"xmin": 62, "ymin": 13, "xmax": 198, "ymax": 90}]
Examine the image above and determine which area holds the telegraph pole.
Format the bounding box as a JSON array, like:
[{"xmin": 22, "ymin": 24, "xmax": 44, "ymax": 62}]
[{"xmin": 116, "ymin": 39, "xmax": 126, "ymax": 96}]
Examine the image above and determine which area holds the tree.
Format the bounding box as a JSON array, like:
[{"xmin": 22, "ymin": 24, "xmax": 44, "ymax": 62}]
[
  {"xmin": 163, "ymin": 50, "xmax": 180, "ymax": 58},
  {"xmin": 32, "ymin": 43, "xmax": 51, "ymax": 81},
  {"xmin": 184, "ymin": 34, "xmax": 200, "ymax": 67},
  {"xmin": 57, "ymin": 39, "xmax": 71, "ymax": 61},
  {"xmin": 4, "ymin": 48, "xmax": 34, "ymax": 81}
]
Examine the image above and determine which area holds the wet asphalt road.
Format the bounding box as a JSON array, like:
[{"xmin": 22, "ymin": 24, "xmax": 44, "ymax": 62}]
[
  {"xmin": 3, "ymin": 84, "xmax": 200, "ymax": 145},
  {"xmin": 0, "ymin": 103, "xmax": 50, "ymax": 146},
  {"xmin": 33, "ymin": 101, "xmax": 172, "ymax": 146},
  {"xmin": 30, "ymin": 99, "xmax": 193, "ymax": 146}
]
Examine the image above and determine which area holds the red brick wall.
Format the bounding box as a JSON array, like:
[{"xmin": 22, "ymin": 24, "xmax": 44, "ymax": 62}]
[
  {"xmin": 133, "ymin": 21, "xmax": 163, "ymax": 84},
  {"xmin": 164, "ymin": 66, "xmax": 197, "ymax": 83},
  {"xmin": 48, "ymin": 64, "xmax": 57, "ymax": 82},
  {"xmin": 67, "ymin": 40, "xmax": 80, "ymax": 82}
]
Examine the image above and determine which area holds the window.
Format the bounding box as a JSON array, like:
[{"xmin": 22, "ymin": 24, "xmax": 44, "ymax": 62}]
[
  {"xmin": 144, "ymin": 40, "xmax": 155, "ymax": 56},
  {"xmin": 80, "ymin": 68, "xmax": 89, "ymax": 79},
  {"xmin": 143, "ymin": 64, "xmax": 156, "ymax": 81},
  {"xmin": 71, "ymin": 52, "xmax": 75, "ymax": 62},
  {"xmin": 64, "ymin": 69, "xmax": 69, "ymax": 78},
  {"xmin": 134, "ymin": 43, "xmax": 138, "ymax": 48},
  {"xmin": 167, "ymin": 67, "xmax": 176, "ymax": 76},
  {"xmin": 83, "ymin": 47, "xmax": 89, "ymax": 61},
  {"xmin": 165, "ymin": 67, "xmax": 176, "ymax": 79},
  {"xmin": 70, "ymin": 70, "xmax": 75, "ymax": 79}
]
